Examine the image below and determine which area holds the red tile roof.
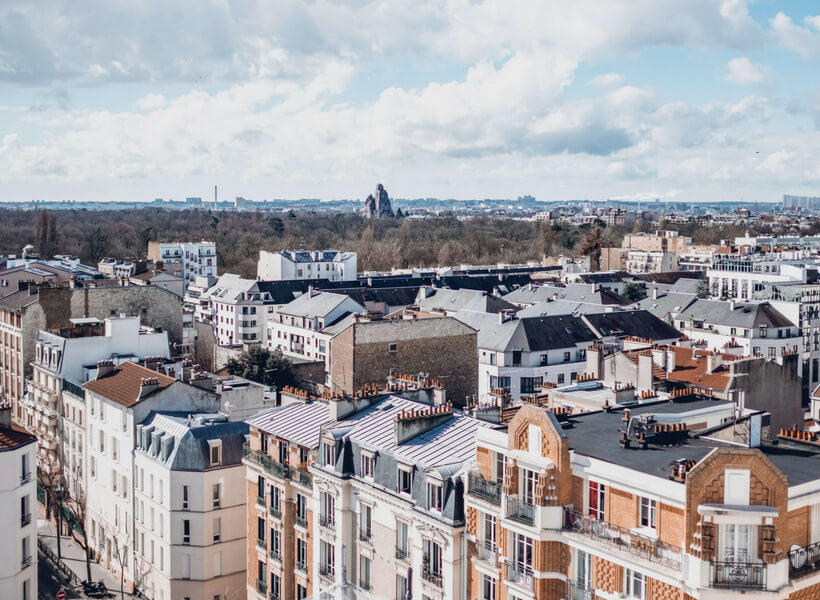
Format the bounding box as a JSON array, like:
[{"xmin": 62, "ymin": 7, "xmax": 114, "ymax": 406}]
[
  {"xmin": 83, "ymin": 361, "xmax": 175, "ymax": 407},
  {"xmin": 0, "ymin": 422, "xmax": 37, "ymax": 450}
]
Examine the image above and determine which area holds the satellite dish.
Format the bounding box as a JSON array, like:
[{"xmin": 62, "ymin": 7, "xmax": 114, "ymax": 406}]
[{"xmin": 790, "ymin": 544, "xmax": 807, "ymax": 569}]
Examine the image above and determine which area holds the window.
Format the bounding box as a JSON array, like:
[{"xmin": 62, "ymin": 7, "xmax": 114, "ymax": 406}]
[
  {"xmin": 257, "ymin": 517, "xmax": 266, "ymax": 545},
  {"xmin": 423, "ymin": 538, "xmax": 442, "ymax": 577},
  {"xmin": 270, "ymin": 573, "xmax": 281, "ymax": 600},
  {"xmin": 753, "ymin": 346, "xmax": 761, "ymax": 356},
  {"xmin": 213, "ymin": 517, "xmax": 221, "ymax": 543},
  {"xmin": 483, "ymin": 512, "xmax": 497, "ymax": 552},
  {"xmin": 489, "ymin": 353, "xmax": 496, "ymax": 365},
  {"xmin": 540, "ymin": 353, "xmax": 548, "ymax": 366},
  {"xmin": 278, "ymin": 441, "xmax": 288, "ymax": 464},
  {"xmin": 397, "ymin": 520, "xmax": 409, "ymax": 556},
  {"xmin": 257, "ymin": 475, "xmax": 265, "ymax": 502},
  {"xmin": 557, "ymin": 373, "xmax": 565, "ymax": 384},
  {"xmin": 209, "ymin": 441, "xmax": 221, "ymax": 466},
  {"xmin": 589, "ymin": 481, "xmax": 605, "ymax": 520},
  {"xmin": 297, "ymin": 539, "xmax": 307, "ymax": 569},
  {"xmin": 20, "ymin": 495, "xmax": 30, "ymax": 526},
  {"xmin": 270, "ymin": 485, "xmax": 280, "ymax": 513},
  {"xmin": 563, "ymin": 351, "xmax": 571, "ymax": 362},
  {"xmin": 640, "ymin": 497, "xmax": 657, "ymax": 529},
  {"xmin": 299, "ymin": 447, "xmax": 308, "ymax": 465},
  {"xmin": 271, "ymin": 529, "xmax": 280, "ymax": 557},
  {"xmin": 624, "ymin": 569, "xmax": 646, "ymax": 600},
  {"xmin": 183, "ymin": 520, "xmax": 191, "ymax": 544},
  {"xmin": 512, "ymin": 349, "xmax": 522, "ymax": 367},
  {"xmin": 296, "ymin": 494, "xmax": 306, "ymax": 525},
  {"xmin": 494, "ymin": 452, "xmax": 505, "ymax": 484},
  {"xmin": 398, "ymin": 467, "xmax": 413, "ymax": 494},
  {"xmin": 520, "ymin": 376, "xmax": 541, "ymax": 394},
  {"xmin": 212, "ymin": 483, "xmax": 221, "ymax": 509},
  {"xmin": 297, "ymin": 584, "xmax": 307, "ymax": 600},
  {"xmin": 427, "ymin": 481, "xmax": 443, "ymax": 512},
  {"xmin": 182, "ymin": 485, "xmax": 189, "ymax": 510},
  {"xmin": 260, "ymin": 433, "xmax": 268, "ymax": 453},
  {"xmin": 768, "ymin": 347, "xmax": 776, "ymax": 358},
  {"xmin": 760, "ymin": 327, "xmax": 768, "ymax": 338},
  {"xmin": 521, "ymin": 468, "xmax": 538, "ymax": 505},
  {"xmin": 320, "ymin": 492, "xmax": 335, "ymax": 527},
  {"xmin": 323, "ymin": 441, "xmax": 335, "ymax": 467},
  {"xmin": 360, "ymin": 503, "xmax": 372, "ymax": 541},
  {"xmin": 360, "ymin": 555, "xmax": 372, "ymax": 589},
  {"xmin": 397, "ymin": 575, "xmax": 409, "ymax": 600},
  {"xmin": 320, "ymin": 540, "xmax": 335, "ymax": 577},
  {"xmin": 361, "ymin": 453, "xmax": 374, "ymax": 478},
  {"xmin": 388, "ymin": 343, "xmax": 397, "ymax": 354},
  {"xmin": 721, "ymin": 523, "xmax": 754, "ymax": 563},
  {"xmin": 481, "ymin": 574, "xmax": 497, "ymax": 600},
  {"xmin": 489, "ymin": 375, "xmax": 510, "ymax": 391},
  {"xmin": 512, "ymin": 532, "xmax": 533, "ymax": 569}
]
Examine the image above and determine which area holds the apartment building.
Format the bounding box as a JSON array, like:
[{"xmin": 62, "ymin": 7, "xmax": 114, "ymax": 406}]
[
  {"xmin": 311, "ymin": 397, "xmax": 498, "ymax": 599},
  {"xmin": 675, "ymin": 300, "xmax": 800, "ymax": 361},
  {"xmin": 266, "ymin": 290, "xmax": 364, "ymax": 364},
  {"xmin": 465, "ymin": 398, "xmax": 820, "ymax": 600},
  {"xmin": 133, "ymin": 412, "xmax": 248, "ymax": 600},
  {"xmin": 0, "ymin": 284, "xmax": 184, "ymax": 423},
  {"xmin": 82, "ymin": 361, "xmax": 222, "ymax": 592},
  {"xmin": 706, "ymin": 253, "xmax": 813, "ymax": 300},
  {"xmin": 201, "ymin": 274, "xmax": 278, "ymax": 346},
  {"xmin": 147, "ymin": 240, "xmax": 217, "ymax": 293},
  {"xmin": 625, "ymin": 250, "xmax": 678, "ymax": 274},
  {"xmin": 0, "ymin": 403, "xmax": 37, "ymax": 600},
  {"xmin": 22, "ymin": 316, "xmax": 169, "ymax": 493},
  {"xmin": 257, "ymin": 250, "xmax": 357, "ymax": 282}
]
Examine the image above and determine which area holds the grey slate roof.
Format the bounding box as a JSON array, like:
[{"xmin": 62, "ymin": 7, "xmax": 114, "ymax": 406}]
[
  {"xmin": 456, "ymin": 313, "xmax": 597, "ymax": 352},
  {"xmin": 277, "ymin": 291, "xmax": 363, "ymax": 319},
  {"xmin": 416, "ymin": 287, "xmax": 518, "ymax": 314},
  {"xmin": 137, "ymin": 412, "xmax": 249, "ymax": 471},
  {"xmin": 516, "ymin": 300, "xmax": 612, "ymax": 318},
  {"xmin": 246, "ymin": 401, "xmax": 330, "ymax": 449},
  {"xmin": 676, "ymin": 299, "xmax": 796, "ymax": 329},
  {"xmin": 582, "ymin": 310, "xmax": 682, "ymax": 340},
  {"xmin": 638, "ymin": 292, "xmax": 698, "ymax": 321},
  {"xmin": 503, "ymin": 283, "xmax": 630, "ymax": 307}
]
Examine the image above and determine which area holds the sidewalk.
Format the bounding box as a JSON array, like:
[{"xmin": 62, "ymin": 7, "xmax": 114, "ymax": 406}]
[{"xmin": 38, "ymin": 518, "xmax": 140, "ymax": 599}]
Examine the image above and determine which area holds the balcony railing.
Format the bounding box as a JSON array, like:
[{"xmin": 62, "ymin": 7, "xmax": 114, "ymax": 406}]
[
  {"xmin": 21, "ymin": 513, "xmax": 32, "ymax": 527},
  {"xmin": 20, "ymin": 471, "xmax": 31, "ymax": 484},
  {"xmin": 256, "ymin": 495, "xmax": 266, "ymax": 507},
  {"xmin": 296, "ymin": 469, "xmax": 313, "ymax": 489},
  {"xmin": 565, "ymin": 581, "xmax": 594, "ymax": 600},
  {"xmin": 270, "ymin": 592, "xmax": 280, "ymax": 600},
  {"xmin": 295, "ymin": 515, "xmax": 307, "ymax": 528},
  {"xmin": 359, "ymin": 529, "xmax": 372, "ymax": 543},
  {"xmin": 319, "ymin": 564, "xmax": 335, "ymax": 579},
  {"xmin": 21, "ymin": 555, "xmax": 32, "ymax": 570},
  {"xmin": 256, "ymin": 538, "xmax": 266, "ymax": 550},
  {"xmin": 395, "ymin": 547, "xmax": 410, "ymax": 562},
  {"xmin": 468, "ymin": 474, "xmax": 502, "ymax": 505},
  {"xmin": 505, "ymin": 562, "xmax": 534, "ymax": 591},
  {"xmin": 507, "ymin": 497, "xmax": 535, "ymax": 526},
  {"xmin": 257, "ymin": 579, "xmax": 267, "ymax": 595},
  {"xmin": 319, "ymin": 514, "xmax": 336, "ymax": 530},
  {"xmin": 477, "ymin": 539, "xmax": 497, "ymax": 563},
  {"xmin": 421, "ymin": 565, "xmax": 443, "ymax": 587},
  {"xmin": 790, "ymin": 541, "xmax": 820, "ymax": 577},
  {"xmin": 270, "ymin": 505, "xmax": 281, "ymax": 519},
  {"xmin": 563, "ymin": 508, "xmax": 682, "ymax": 571},
  {"xmin": 270, "ymin": 550, "xmax": 281, "ymax": 563},
  {"xmin": 712, "ymin": 561, "xmax": 766, "ymax": 590},
  {"xmin": 296, "ymin": 560, "xmax": 307, "ymax": 573},
  {"xmin": 243, "ymin": 444, "xmax": 292, "ymax": 479}
]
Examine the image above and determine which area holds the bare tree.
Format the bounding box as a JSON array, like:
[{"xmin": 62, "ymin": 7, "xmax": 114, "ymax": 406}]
[
  {"xmin": 111, "ymin": 530, "xmax": 131, "ymax": 600},
  {"xmin": 63, "ymin": 488, "xmax": 93, "ymax": 582},
  {"xmin": 132, "ymin": 543, "xmax": 154, "ymax": 599},
  {"xmin": 37, "ymin": 452, "xmax": 64, "ymax": 559}
]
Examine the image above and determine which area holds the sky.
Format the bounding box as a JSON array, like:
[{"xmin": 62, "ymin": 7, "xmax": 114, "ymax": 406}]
[{"xmin": 0, "ymin": 0, "xmax": 819, "ymax": 204}]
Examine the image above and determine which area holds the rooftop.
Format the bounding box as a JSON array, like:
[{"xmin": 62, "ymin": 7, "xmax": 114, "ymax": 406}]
[
  {"xmin": 83, "ymin": 361, "xmax": 176, "ymax": 407},
  {"xmin": 0, "ymin": 421, "xmax": 37, "ymax": 451}
]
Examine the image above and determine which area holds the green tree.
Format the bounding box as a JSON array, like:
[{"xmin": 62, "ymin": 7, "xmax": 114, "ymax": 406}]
[
  {"xmin": 225, "ymin": 346, "xmax": 295, "ymax": 387},
  {"xmin": 622, "ymin": 281, "xmax": 646, "ymax": 302},
  {"xmin": 696, "ymin": 278, "xmax": 711, "ymax": 299},
  {"xmin": 267, "ymin": 216, "xmax": 285, "ymax": 237}
]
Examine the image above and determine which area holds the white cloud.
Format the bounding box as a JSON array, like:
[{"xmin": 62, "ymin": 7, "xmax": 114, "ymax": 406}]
[
  {"xmin": 588, "ymin": 73, "xmax": 625, "ymax": 88},
  {"xmin": 725, "ymin": 57, "xmax": 773, "ymax": 87},
  {"xmin": 771, "ymin": 12, "xmax": 820, "ymax": 61}
]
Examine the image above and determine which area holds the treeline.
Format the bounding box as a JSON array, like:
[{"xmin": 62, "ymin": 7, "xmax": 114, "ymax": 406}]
[{"xmin": 0, "ymin": 207, "xmax": 783, "ymax": 277}]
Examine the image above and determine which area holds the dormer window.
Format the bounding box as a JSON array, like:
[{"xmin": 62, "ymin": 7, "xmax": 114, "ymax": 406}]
[
  {"xmin": 323, "ymin": 441, "xmax": 335, "ymax": 467},
  {"xmin": 208, "ymin": 440, "xmax": 222, "ymax": 466},
  {"xmin": 427, "ymin": 481, "xmax": 442, "ymax": 512},
  {"xmin": 398, "ymin": 467, "xmax": 413, "ymax": 495}
]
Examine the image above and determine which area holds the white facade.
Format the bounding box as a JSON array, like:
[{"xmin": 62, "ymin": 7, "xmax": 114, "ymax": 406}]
[
  {"xmin": 0, "ymin": 416, "xmax": 37, "ymax": 600},
  {"xmin": 676, "ymin": 316, "xmax": 801, "ymax": 362},
  {"xmin": 625, "ymin": 250, "xmax": 678, "ymax": 274},
  {"xmin": 133, "ymin": 413, "xmax": 247, "ymax": 600},
  {"xmin": 707, "ymin": 257, "xmax": 811, "ymax": 300},
  {"xmin": 257, "ymin": 250, "xmax": 357, "ymax": 282},
  {"xmin": 201, "ymin": 274, "xmax": 276, "ymax": 346},
  {"xmin": 151, "ymin": 241, "xmax": 217, "ymax": 293}
]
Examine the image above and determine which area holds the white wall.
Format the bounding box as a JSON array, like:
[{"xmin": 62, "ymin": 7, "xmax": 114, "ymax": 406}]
[{"xmin": 0, "ymin": 439, "xmax": 37, "ymax": 600}]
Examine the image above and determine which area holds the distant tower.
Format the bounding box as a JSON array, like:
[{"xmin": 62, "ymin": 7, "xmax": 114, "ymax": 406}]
[{"xmin": 214, "ymin": 185, "xmax": 218, "ymax": 211}]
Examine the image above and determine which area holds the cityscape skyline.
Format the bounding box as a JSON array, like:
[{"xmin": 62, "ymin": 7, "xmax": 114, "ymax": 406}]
[{"xmin": 0, "ymin": 1, "xmax": 819, "ymax": 204}]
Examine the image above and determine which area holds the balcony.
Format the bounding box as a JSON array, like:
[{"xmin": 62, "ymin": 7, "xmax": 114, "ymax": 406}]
[
  {"xmin": 270, "ymin": 592, "xmax": 280, "ymax": 600},
  {"xmin": 295, "ymin": 469, "xmax": 312, "ymax": 489},
  {"xmin": 395, "ymin": 547, "xmax": 410, "ymax": 562},
  {"xmin": 476, "ymin": 539, "xmax": 497, "ymax": 563},
  {"xmin": 20, "ymin": 471, "xmax": 32, "ymax": 485},
  {"xmin": 711, "ymin": 561, "xmax": 766, "ymax": 590},
  {"xmin": 243, "ymin": 444, "xmax": 291, "ymax": 480},
  {"xmin": 256, "ymin": 495, "xmax": 266, "ymax": 507},
  {"xmin": 319, "ymin": 514, "xmax": 335, "ymax": 530},
  {"xmin": 296, "ymin": 561, "xmax": 307, "ymax": 573},
  {"xmin": 270, "ymin": 505, "xmax": 281, "ymax": 519},
  {"xmin": 789, "ymin": 541, "xmax": 820, "ymax": 577},
  {"xmin": 295, "ymin": 515, "xmax": 307, "ymax": 528},
  {"xmin": 256, "ymin": 579, "xmax": 267, "ymax": 595},
  {"xmin": 563, "ymin": 508, "xmax": 682, "ymax": 571},
  {"xmin": 421, "ymin": 565, "xmax": 443, "ymax": 587},
  {"xmin": 21, "ymin": 555, "xmax": 32, "ymax": 570},
  {"xmin": 506, "ymin": 497, "xmax": 535, "ymax": 526},
  {"xmin": 565, "ymin": 581, "xmax": 594, "ymax": 600},
  {"xmin": 257, "ymin": 538, "xmax": 266, "ymax": 550},
  {"xmin": 506, "ymin": 562, "xmax": 534, "ymax": 591},
  {"xmin": 270, "ymin": 550, "xmax": 281, "ymax": 563},
  {"xmin": 359, "ymin": 529, "xmax": 372, "ymax": 543},
  {"xmin": 468, "ymin": 474, "xmax": 502, "ymax": 505},
  {"xmin": 319, "ymin": 564, "xmax": 335, "ymax": 579},
  {"xmin": 21, "ymin": 513, "xmax": 32, "ymax": 527}
]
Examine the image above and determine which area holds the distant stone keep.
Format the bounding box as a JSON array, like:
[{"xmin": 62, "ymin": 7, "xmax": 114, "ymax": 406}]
[{"xmin": 363, "ymin": 183, "xmax": 394, "ymax": 218}]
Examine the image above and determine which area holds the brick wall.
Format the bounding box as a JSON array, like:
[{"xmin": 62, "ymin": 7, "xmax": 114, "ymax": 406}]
[
  {"xmin": 476, "ymin": 446, "xmax": 492, "ymax": 481},
  {"xmin": 659, "ymin": 503, "xmax": 685, "ymax": 548},
  {"xmin": 788, "ymin": 506, "xmax": 810, "ymax": 549},
  {"xmin": 608, "ymin": 487, "xmax": 636, "ymax": 530},
  {"xmin": 593, "ymin": 556, "xmax": 622, "ymax": 594}
]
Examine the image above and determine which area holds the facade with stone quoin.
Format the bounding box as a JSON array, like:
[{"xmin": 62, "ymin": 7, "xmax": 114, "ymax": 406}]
[{"xmin": 465, "ymin": 402, "xmax": 820, "ymax": 600}]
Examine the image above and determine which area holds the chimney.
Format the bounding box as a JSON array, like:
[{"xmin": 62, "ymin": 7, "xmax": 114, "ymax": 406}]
[
  {"xmin": 706, "ymin": 353, "xmax": 723, "ymax": 373},
  {"xmin": 190, "ymin": 372, "xmax": 215, "ymax": 392},
  {"xmin": 393, "ymin": 403, "xmax": 453, "ymax": 446},
  {"xmin": 665, "ymin": 348, "xmax": 676, "ymax": 373},
  {"xmin": 498, "ymin": 309, "xmax": 517, "ymax": 324},
  {"xmin": 139, "ymin": 377, "xmax": 160, "ymax": 398},
  {"xmin": 0, "ymin": 402, "xmax": 11, "ymax": 428},
  {"xmin": 652, "ymin": 287, "xmax": 659, "ymax": 300},
  {"xmin": 729, "ymin": 300, "xmax": 736, "ymax": 311},
  {"xmin": 96, "ymin": 359, "xmax": 115, "ymax": 379}
]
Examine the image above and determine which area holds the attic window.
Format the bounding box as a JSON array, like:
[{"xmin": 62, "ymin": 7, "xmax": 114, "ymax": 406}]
[
  {"xmin": 398, "ymin": 466, "xmax": 413, "ymax": 495},
  {"xmin": 389, "ymin": 343, "xmax": 397, "ymax": 354},
  {"xmin": 208, "ymin": 440, "xmax": 222, "ymax": 466}
]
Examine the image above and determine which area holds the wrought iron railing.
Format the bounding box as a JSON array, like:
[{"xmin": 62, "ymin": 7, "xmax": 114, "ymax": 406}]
[
  {"xmin": 468, "ymin": 474, "xmax": 502, "ymax": 504},
  {"xmin": 295, "ymin": 515, "xmax": 307, "ymax": 528},
  {"xmin": 359, "ymin": 529, "xmax": 372, "ymax": 543},
  {"xmin": 296, "ymin": 469, "xmax": 313, "ymax": 489},
  {"xmin": 256, "ymin": 537, "xmax": 266, "ymax": 550},
  {"xmin": 421, "ymin": 565, "xmax": 443, "ymax": 587},
  {"xmin": 711, "ymin": 560, "xmax": 766, "ymax": 589},
  {"xmin": 270, "ymin": 505, "xmax": 281, "ymax": 519},
  {"xmin": 269, "ymin": 550, "xmax": 281, "ymax": 563},
  {"xmin": 395, "ymin": 547, "xmax": 410, "ymax": 562},
  {"xmin": 319, "ymin": 564, "xmax": 335, "ymax": 579},
  {"xmin": 562, "ymin": 508, "xmax": 682, "ymax": 571},
  {"xmin": 477, "ymin": 539, "xmax": 497, "ymax": 562},
  {"xmin": 21, "ymin": 513, "xmax": 32, "ymax": 527},
  {"xmin": 319, "ymin": 514, "xmax": 335, "ymax": 530},
  {"xmin": 507, "ymin": 497, "xmax": 535, "ymax": 525},
  {"xmin": 789, "ymin": 541, "xmax": 820, "ymax": 577},
  {"xmin": 256, "ymin": 579, "xmax": 267, "ymax": 594},
  {"xmin": 565, "ymin": 581, "xmax": 593, "ymax": 600},
  {"xmin": 243, "ymin": 444, "xmax": 291, "ymax": 479},
  {"xmin": 296, "ymin": 560, "xmax": 307, "ymax": 573},
  {"xmin": 505, "ymin": 562, "xmax": 534, "ymax": 591}
]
